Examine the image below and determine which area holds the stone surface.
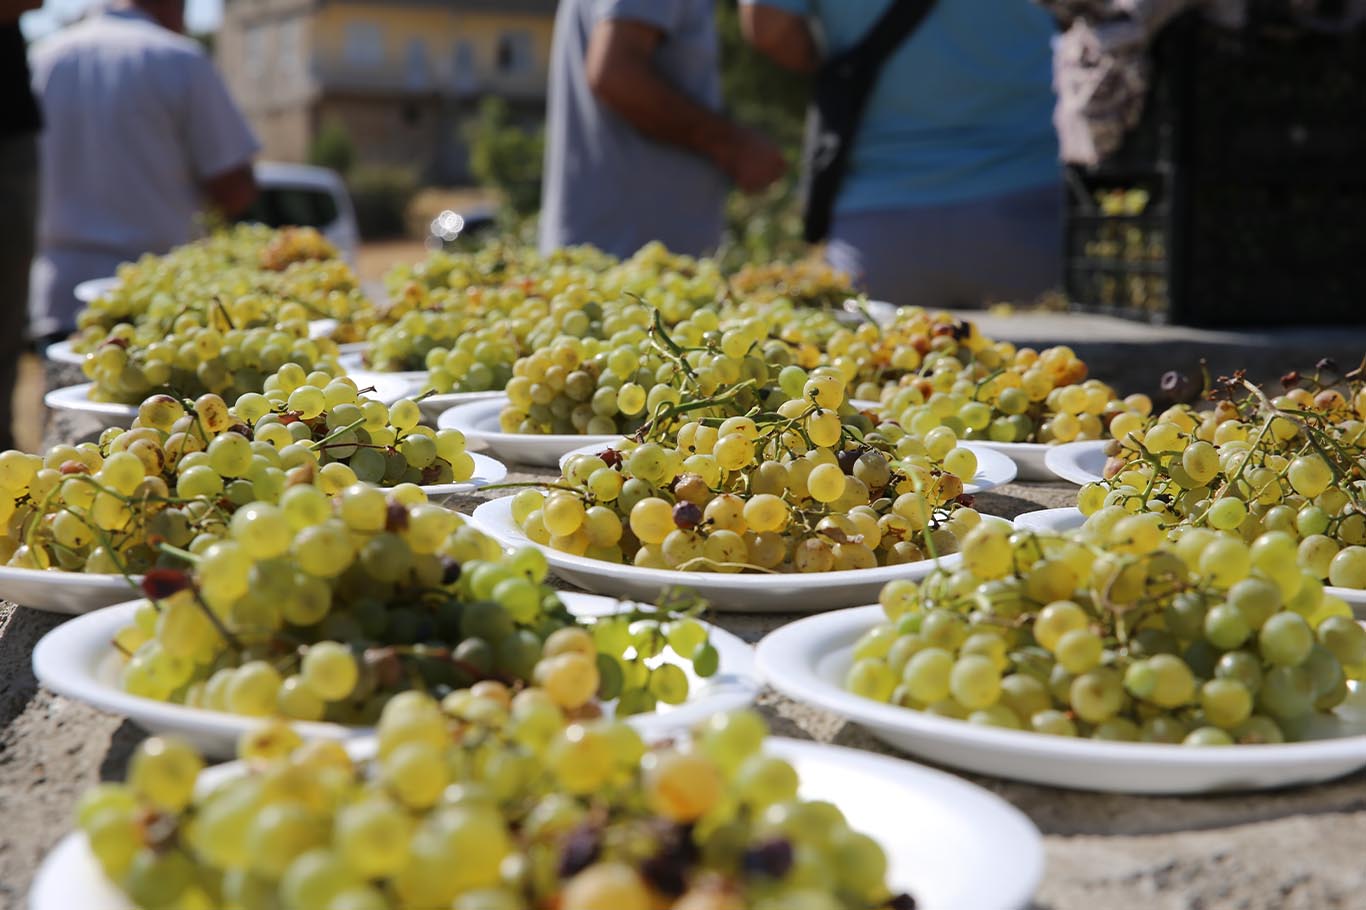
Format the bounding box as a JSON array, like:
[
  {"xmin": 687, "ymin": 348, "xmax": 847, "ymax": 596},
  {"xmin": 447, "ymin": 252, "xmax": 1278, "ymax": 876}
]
[{"xmin": 6, "ymin": 391, "xmax": 1366, "ymax": 910}]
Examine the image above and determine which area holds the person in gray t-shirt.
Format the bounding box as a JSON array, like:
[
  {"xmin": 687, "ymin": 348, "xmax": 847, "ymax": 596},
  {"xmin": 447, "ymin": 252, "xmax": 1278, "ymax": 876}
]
[{"xmin": 540, "ymin": 0, "xmax": 787, "ymax": 259}]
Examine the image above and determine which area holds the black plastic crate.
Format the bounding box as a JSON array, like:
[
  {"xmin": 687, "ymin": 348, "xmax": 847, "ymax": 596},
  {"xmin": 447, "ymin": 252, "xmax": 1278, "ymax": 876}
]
[{"xmin": 1064, "ymin": 12, "xmax": 1366, "ymax": 325}]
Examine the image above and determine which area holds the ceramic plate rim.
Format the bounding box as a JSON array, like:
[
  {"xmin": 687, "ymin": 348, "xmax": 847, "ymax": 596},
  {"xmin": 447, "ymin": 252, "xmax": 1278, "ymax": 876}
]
[
  {"xmin": 43, "ymin": 383, "xmax": 137, "ymax": 418},
  {"xmin": 1043, "ymin": 439, "xmax": 1109, "ymax": 486},
  {"xmin": 757, "ymin": 605, "xmax": 1366, "ymax": 768},
  {"xmin": 438, "ymin": 396, "xmax": 618, "ymax": 450},
  {"xmin": 74, "ymin": 277, "xmax": 119, "ymax": 303}
]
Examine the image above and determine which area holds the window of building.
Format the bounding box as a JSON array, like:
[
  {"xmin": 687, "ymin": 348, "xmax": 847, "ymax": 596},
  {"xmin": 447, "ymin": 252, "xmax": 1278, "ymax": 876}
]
[
  {"xmin": 244, "ymin": 23, "xmax": 268, "ymax": 84},
  {"xmin": 495, "ymin": 29, "xmax": 533, "ymax": 76},
  {"xmin": 406, "ymin": 37, "xmax": 429, "ymax": 89},
  {"xmin": 343, "ymin": 22, "xmax": 384, "ymax": 67},
  {"xmin": 279, "ymin": 18, "xmax": 305, "ymax": 90},
  {"xmin": 452, "ymin": 39, "xmax": 476, "ymax": 90}
]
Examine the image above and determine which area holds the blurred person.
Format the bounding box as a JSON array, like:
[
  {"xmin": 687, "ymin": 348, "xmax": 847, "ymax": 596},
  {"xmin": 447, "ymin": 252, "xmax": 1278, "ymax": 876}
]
[
  {"xmin": 1, "ymin": 0, "xmax": 42, "ymax": 451},
  {"xmin": 540, "ymin": 0, "xmax": 788, "ymax": 258},
  {"xmin": 28, "ymin": 0, "xmax": 259, "ymax": 343},
  {"xmin": 741, "ymin": 0, "xmax": 1061, "ymax": 308}
]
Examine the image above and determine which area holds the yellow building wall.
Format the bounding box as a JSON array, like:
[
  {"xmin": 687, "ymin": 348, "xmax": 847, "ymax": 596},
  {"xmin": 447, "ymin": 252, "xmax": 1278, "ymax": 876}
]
[{"xmin": 313, "ymin": 4, "xmax": 553, "ymax": 88}]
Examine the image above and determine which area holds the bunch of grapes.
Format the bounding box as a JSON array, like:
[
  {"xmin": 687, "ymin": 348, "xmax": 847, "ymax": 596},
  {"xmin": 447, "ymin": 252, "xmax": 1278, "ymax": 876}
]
[
  {"xmin": 845, "ymin": 518, "xmax": 1365, "ymax": 745},
  {"xmin": 113, "ymin": 489, "xmax": 717, "ymax": 724},
  {"xmin": 727, "ymin": 258, "xmax": 860, "ymax": 310},
  {"xmin": 73, "ymin": 225, "xmax": 366, "ymax": 352},
  {"xmin": 1081, "ymin": 373, "xmax": 1366, "ymax": 589},
  {"xmin": 0, "ymin": 366, "xmax": 472, "ymax": 574},
  {"xmin": 865, "ymin": 334, "xmax": 1148, "ymax": 445},
  {"xmin": 511, "ymin": 366, "xmax": 979, "ymax": 573},
  {"xmin": 75, "ymin": 705, "xmax": 912, "ymax": 910}
]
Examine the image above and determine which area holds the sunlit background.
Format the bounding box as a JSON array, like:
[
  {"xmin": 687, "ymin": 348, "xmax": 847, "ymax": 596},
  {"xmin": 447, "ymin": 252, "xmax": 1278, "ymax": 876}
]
[{"xmin": 21, "ymin": 0, "xmax": 223, "ymax": 39}]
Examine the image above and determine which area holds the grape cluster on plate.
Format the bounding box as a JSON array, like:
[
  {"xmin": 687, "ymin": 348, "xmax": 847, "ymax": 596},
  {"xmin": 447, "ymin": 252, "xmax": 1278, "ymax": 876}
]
[
  {"xmin": 1081, "ymin": 370, "xmax": 1366, "ymax": 589},
  {"xmin": 77, "ymin": 705, "xmax": 912, "ymax": 910},
  {"xmin": 846, "ymin": 518, "xmax": 1365, "ymax": 744},
  {"xmin": 1, "ymin": 365, "xmax": 472, "ymax": 575},
  {"xmin": 511, "ymin": 362, "xmax": 981, "ymax": 573}
]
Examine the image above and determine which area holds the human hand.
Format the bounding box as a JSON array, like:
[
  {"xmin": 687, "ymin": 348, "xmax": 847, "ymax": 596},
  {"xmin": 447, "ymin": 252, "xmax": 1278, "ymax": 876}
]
[{"xmin": 722, "ymin": 127, "xmax": 788, "ymax": 194}]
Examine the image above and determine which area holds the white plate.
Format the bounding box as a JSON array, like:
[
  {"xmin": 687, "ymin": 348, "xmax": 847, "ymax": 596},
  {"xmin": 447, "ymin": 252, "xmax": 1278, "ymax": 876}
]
[
  {"xmin": 471, "ymin": 496, "xmax": 983, "ymax": 613},
  {"xmin": 0, "ymin": 566, "xmax": 143, "ymax": 615},
  {"xmin": 1013, "ymin": 507, "xmax": 1366, "ymax": 613},
  {"xmin": 74, "ymin": 277, "xmax": 119, "ymax": 304},
  {"xmin": 44, "ymin": 339, "xmax": 86, "ymax": 366},
  {"xmin": 307, "ymin": 318, "xmax": 339, "ymax": 340},
  {"xmin": 758, "ymin": 604, "xmax": 1366, "ymax": 793},
  {"xmin": 30, "ymin": 735, "xmax": 1042, "ymax": 910},
  {"xmin": 32, "ymin": 592, "xmax": 759, "ymax": 759},
  {"xmin": 418, "ymin": 390, "xmax": 505, "ymax": 424},
  {"xmin": 333, "ymin": 370, "xmax": 422, "ymax": 405},
  {"xmin": 43, "ymin": 383, "xmax": 137, "ymax": 429},
  {"xmin": 438, "ymin": 396, "xmax": 616, "ymax": 468},
  {"xmin": 374, "ymin": 451, "xmax": 508, "ymax": 498},
  {"xmin": 557, "ymin": 439, "xmax": 1017, "ymax": 495},
  {"xmin": 337, "ymin": 341, "xmax": 369, "ymax": 357},
  {"xmin": 1044, "ymin": 439, "xmax": 1109, "ymax": 486}
]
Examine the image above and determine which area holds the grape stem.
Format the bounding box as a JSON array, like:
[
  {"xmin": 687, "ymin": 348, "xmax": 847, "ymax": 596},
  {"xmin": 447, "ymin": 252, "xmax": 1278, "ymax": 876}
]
[{"xmin": 308, "ymin": 416, "xmax": 367, "ymax": 451}]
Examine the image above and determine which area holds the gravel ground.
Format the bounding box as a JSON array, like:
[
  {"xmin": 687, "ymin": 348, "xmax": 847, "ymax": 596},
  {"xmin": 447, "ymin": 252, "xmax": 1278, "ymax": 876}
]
[{"xmin": 4, "ymin": 391, "xmax": 1366, "ymax": 910}]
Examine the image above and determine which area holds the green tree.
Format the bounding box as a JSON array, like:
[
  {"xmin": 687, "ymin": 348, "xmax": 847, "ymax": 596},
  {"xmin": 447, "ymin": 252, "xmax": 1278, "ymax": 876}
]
[
  {"xmin": 467, "ymin": 97, "xmax": 545, "ymax": 222},
  {"xmin": 309, "ymin": 118, "xmax": 356, "ymax": 177}
]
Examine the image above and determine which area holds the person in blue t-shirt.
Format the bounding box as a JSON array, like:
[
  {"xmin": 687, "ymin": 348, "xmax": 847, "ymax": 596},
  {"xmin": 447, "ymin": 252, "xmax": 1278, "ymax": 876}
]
[{"xmin": 741, "ymin": 0, "xmax": 1062, "ymax": 308}]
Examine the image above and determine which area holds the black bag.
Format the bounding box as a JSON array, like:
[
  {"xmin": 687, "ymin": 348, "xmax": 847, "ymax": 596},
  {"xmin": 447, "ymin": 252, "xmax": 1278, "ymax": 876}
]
[{"xmin": 801, "ymin": 0, "xmax": 938, "ymax": 244}]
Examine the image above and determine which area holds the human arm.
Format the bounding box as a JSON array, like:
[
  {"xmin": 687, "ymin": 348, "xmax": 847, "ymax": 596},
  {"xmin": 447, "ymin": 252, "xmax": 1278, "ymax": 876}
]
[
  {"xmin": 184, "ymin": 54, "xmax": 261, "ymax": 216},
  {"xmin": 203, "ymin": 164, "xmax": 258, "ymax": 219},
  {"xmin": 739, "ymin": 2, "xmax": 819, "ymax": 73},
  {"xmin": 585, "ymin": 16, "xmax": 786, "ymax": 193}
]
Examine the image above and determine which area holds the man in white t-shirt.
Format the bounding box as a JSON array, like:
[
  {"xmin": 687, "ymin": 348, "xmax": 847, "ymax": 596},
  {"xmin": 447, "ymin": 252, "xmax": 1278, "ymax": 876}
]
[{"xmin": 28, "ymin": 0, "xmax": 260, "ymax": 340}]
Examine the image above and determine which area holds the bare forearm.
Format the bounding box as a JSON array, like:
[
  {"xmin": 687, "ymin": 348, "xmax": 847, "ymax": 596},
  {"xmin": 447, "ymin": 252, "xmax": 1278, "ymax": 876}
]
[
  {"xmin": 0, "ymin": 0, "xmax": 42, "ymax": 24},
  {"xmin": 590, "ymin": 57, "xmax": 737, "ymax": 169}
]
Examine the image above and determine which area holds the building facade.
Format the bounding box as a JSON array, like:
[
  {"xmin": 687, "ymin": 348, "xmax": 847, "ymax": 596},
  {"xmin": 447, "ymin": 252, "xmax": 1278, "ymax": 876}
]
[{"xmin": 217, "ymin": 0, "xmax": 555, "ymax": 183}]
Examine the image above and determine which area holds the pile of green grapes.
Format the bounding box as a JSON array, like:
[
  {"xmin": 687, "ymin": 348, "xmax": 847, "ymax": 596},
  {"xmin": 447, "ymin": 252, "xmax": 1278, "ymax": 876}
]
[
  {"xmin": 0, "ymin": 365, "xmax": 472, "ymax": 574},
  {"xmin": 863, "ymin": 331, "xmax": 1148, "ymax": 445},
  {"xmin": 846, "ymin": 518, "xmax": 1365, "ymax": 744},
  {"xmin": 510, "ymin": 366, "xmax": 980, "ymax": 573},
  {"xmin": 113, "ymin": 491, "xmax": 717, "ymax": 723},
  {"xmin": 76, "ymin": 706, "xmax": 912, "ymax": 910},
  {"xmin": 727, "ymin": 258, "xmax": 861, "ymax": 310},
  {"xmin": 73, "ymin": 225, "xmax": 365, "ymax": 348},
  {"xmin": 1081, "ymin": 374, "xmax": 1366, "ymax": 589}
]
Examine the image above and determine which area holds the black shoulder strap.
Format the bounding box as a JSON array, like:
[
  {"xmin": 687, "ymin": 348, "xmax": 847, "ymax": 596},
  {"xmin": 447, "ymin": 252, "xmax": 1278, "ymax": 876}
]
[{"xmin": 848, "ymin": 0, "xmax": 937, "ymax": 71}]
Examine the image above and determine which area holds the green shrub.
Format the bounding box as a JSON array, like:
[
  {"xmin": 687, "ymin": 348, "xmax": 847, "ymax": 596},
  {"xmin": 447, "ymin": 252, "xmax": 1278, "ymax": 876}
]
[
  {"xmin": 349, "ymin": 166, "xmax": 418, "ymax": 239},
  {"xmin": 309, "ymin": 118, "xmax": 356, "ymax": 177}
]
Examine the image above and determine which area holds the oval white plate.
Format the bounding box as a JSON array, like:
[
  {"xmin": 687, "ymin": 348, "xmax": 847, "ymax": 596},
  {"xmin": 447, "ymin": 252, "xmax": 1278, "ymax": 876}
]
[
  {"xmin": 439, "ymin": 396, "xmax": 616, "ymax": 468},
  {"xmin": 31, "ymin": 734, "xmax": 1042, "ymax": 910},
  {"xmin": 339, "ymin": 351, "xmax": 426, "ymax": 386},
  {"xmin": 1014, "ymin": 506, "xmax": 1366, "ymax": 613},
  {"xmin": 74, "ymin": 277, "xmax": 119, "ymax": 304},
  {"xmin": 471, "ymin": 496, "xmax": 983, "ymax": 612},
  {"xmin": 44, "ymin": 339, "xmax": 86, "ymax": 366},
  {"xmin": 343, "ymin": 369, "xmax": 425, "ymax": 404},
  {"xmin": 0, "ymin": 566, "xmax": 143, "ymax": 615},
  {"xmin": 556, "ymin": 439, "xmax": 1017, "ymax": 496},
  {"xmin": 43, "ymin": 383, "xmax": 137, "ymax": 429},
  {"xmin": 307, "ymin": 318, "xmax": 338, "ymax": 340},
  {"xmin": 373, "ymin": 451, "xmax": 508, "ymax": 498},
  {"xmin": 758, "ymin": 604, "xmax": 1366, "ymax": 793},
  {"xmin": 418, "ymin": 390, "xmax": 505, "ymax": 424},
  {"xmin": 33, "ymin": 591, "xmax": 759, "ymax": 759},
  {"xmin": 1044, "ymin": 439, "xmax": 1109, "ymax": 486}
]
